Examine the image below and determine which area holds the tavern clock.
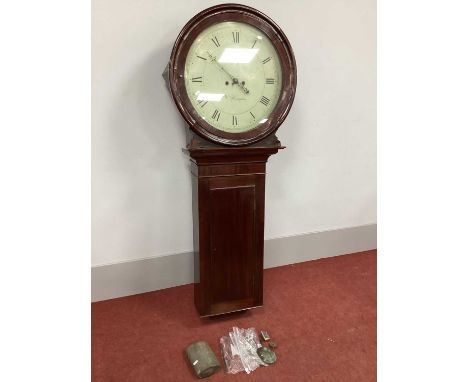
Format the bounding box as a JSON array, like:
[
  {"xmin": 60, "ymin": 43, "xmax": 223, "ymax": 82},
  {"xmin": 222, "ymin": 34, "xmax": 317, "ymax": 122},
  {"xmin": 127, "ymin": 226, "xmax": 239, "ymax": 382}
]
[{"xmin": 165, "ymin": 4, "xmax": 296, "ymax": 316}]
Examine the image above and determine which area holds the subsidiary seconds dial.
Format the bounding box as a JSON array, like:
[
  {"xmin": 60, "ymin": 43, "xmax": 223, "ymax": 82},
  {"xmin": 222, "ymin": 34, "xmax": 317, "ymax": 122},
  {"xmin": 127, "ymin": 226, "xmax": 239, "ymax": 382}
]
[{"xmin": 184, "ymin": 21, "xmax": 282, "ymax": 133}]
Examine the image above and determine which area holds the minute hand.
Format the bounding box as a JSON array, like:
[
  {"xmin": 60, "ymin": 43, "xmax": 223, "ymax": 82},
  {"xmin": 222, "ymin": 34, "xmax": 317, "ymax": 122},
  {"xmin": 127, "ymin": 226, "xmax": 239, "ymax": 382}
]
[{"xmin": 207, "ymin": 52, "xmax": 250, "ymax": 94}]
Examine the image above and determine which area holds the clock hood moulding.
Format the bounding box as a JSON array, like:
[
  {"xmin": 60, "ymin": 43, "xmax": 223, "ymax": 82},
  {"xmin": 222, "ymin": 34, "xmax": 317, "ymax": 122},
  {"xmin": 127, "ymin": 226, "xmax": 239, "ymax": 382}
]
[{"xmin": 164, "ymin": 3, "xmax": 297, "ymax": 146}]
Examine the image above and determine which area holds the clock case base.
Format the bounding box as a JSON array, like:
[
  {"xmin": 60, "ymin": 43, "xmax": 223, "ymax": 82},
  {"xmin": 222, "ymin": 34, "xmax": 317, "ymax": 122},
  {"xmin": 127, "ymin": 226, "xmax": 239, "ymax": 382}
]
[{"xmin": 184, "ymin": 131, "xmax": 283, "ymax": 317}]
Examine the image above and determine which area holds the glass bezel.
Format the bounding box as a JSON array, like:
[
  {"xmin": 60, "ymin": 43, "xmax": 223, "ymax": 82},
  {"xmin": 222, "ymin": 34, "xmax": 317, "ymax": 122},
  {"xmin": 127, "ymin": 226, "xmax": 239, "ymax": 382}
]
[{"xmin": 169, "ymin": 4, "xmax": 296, "ymax": 146}]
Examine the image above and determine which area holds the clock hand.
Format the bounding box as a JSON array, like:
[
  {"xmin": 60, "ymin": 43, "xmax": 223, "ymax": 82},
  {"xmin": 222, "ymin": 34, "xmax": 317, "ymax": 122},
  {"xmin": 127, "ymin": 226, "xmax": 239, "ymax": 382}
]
[{"xmin": 207, "ymin": 52, "xmax": 250, "ymax": 95}]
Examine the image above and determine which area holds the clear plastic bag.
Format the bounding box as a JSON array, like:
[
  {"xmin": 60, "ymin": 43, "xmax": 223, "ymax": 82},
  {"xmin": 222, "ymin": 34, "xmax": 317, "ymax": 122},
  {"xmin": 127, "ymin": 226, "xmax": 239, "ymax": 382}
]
[
  {"xmin": 220, "ymin": 327, "xmax": 266, "ymax": 374},
  {"xmin": 220, "ymin": 335, "xmax": 244, "ymax": 374}
]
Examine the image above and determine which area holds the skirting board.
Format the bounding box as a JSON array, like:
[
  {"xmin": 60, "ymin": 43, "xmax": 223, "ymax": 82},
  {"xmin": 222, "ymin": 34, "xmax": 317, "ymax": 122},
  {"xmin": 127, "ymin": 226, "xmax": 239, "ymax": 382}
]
[{"xmin": 92, "ymin": 224, "xmax": 376, "ymax": 302}]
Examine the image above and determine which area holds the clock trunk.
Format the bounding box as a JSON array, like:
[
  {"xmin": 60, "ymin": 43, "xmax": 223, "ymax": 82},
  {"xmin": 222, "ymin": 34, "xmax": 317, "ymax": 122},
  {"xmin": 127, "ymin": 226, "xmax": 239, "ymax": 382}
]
[{"xmin": 187, "ymin": 134, "xmax": 282, "ymax": 317}]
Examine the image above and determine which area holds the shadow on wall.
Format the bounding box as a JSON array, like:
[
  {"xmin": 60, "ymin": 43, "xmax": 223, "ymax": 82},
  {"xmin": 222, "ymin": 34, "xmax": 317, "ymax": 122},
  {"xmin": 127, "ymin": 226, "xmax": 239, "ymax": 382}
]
[{"xmin": 108, "ymin": 43, "xmax": 186, "ymax": 167}]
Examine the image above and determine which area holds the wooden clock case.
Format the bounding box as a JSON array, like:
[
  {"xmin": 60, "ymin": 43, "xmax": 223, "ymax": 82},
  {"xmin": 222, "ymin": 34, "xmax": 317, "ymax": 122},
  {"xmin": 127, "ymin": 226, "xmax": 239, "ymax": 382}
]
[{"xmin": 166, "ymin": 4, "xmax": 296, "ymax": 317}]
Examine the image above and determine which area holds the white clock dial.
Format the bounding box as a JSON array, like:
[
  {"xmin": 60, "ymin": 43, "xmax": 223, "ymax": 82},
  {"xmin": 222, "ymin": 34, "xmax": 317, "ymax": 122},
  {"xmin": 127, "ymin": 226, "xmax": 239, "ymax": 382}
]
[{"xmin": 184, "ymin": 21, "xmax": 282, "ymax": 133}]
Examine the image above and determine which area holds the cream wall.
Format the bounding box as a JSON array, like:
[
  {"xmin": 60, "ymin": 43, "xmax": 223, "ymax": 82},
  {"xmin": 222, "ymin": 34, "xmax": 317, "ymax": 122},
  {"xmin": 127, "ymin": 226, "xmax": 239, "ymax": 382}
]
[{"xmin": 92, "ymin": 0, "xmax": 376, "ymax": 266}]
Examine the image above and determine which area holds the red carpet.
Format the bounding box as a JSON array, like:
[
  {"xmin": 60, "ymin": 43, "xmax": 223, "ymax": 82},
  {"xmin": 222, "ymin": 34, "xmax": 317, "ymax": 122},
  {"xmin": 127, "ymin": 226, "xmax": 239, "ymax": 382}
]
[{"xmin": 92, "ymin": 250, "xmax": 376, "ymax": 381}]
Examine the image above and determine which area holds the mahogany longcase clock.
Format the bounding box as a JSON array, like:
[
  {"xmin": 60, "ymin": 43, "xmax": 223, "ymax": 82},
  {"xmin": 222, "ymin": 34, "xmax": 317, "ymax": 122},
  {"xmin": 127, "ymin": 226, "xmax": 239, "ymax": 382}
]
[{"xmin": 165, "ymin": 4, "xmax": 296, "ymax": 316}]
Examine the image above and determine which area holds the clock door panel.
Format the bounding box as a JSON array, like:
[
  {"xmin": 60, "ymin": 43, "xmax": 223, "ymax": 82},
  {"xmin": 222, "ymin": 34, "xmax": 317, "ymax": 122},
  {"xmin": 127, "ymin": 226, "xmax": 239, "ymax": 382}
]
[
  {"xmin": 194, "ymin": 169, "xmax": 266, "ymax": 317},
  {"xmin": 209, "ymin": 182, "xmax": 256, "ymax": 311}
]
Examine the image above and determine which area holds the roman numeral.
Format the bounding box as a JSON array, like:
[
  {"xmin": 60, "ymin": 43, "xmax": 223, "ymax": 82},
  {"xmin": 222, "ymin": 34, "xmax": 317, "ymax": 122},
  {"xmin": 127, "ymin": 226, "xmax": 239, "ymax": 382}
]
[
  {"xmin": 212, "ymin": 109, "xmax": 220, "ymax": 121},
  {"xmin": 260, "ymin": 96, "xmax": 270, "ymax": 106},
  {"xmin": 232, "ymin": 115, "xmax": 238, "ymax": 126},
  {"xmin": 196, "ymin": 55, "xmax": 206, "ymax": 60},
  {"xmin": 232, "ymin": 31, "xmax": 239, "ymax": 43},
  {"xmin": 197, "ymin": 100, "xmax": 208, "ymax": 108},
  {"xmin": 266, "ymin": 78, "xmax": 275, "ymax": 84},
  {"xmin": 250, "ymin": 112, "xmax": 255, "ymax": 119},
  {"xmin": 251, "ymin": 40, "xmax": 257, "ymax": 49},
  {"xmin": 211, "ymin": 36, "xmax": 220, "ymax": 47},
  {"xmin": 191, "ymin": 76, "xmax": 203, "ymax": 83},
  {"xmin": 262, "ymin": 57, "xmax": 272, "ymax": 64}
]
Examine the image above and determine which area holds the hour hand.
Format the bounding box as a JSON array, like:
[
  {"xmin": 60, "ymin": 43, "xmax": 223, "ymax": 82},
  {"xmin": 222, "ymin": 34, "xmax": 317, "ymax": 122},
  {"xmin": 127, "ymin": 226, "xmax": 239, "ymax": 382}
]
[{"xmin": 232, "ymin": 78, "xmax": 250, "ymax": 94}]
